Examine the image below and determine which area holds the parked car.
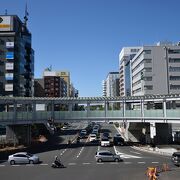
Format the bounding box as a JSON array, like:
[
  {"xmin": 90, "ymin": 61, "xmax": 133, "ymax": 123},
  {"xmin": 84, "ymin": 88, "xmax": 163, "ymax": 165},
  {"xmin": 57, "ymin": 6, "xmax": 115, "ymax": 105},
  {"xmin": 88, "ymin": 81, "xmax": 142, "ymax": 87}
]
[
  {"xmin": 89, "ymin": 134, "xmax": 97, "ymax": 142},
  {"xmin": 171, "ymin": 152, "xmax": 180, "ymax": 166},
  {"xmin": 8, "ymin": 152, "xmax": 39, "ymax": 165},
  {"xmin": 101, "ymin": 136, "xmax": 110, "ymax": 146},
  {"xmin": 95, "ymin": 150, "xmax": 121, "ymax": 162}
]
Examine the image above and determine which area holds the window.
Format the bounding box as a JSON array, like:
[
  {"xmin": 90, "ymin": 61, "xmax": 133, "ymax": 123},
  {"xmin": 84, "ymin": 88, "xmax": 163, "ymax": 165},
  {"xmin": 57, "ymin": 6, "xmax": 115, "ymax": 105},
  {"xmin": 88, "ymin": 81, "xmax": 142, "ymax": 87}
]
[
  {"xmin": 144, "ymin": 76, "xmax": 152, "ymax": 81},
  {"xmin": 168, "ymin": 49, "xmax": 180, "ymax": 54},
  {"xmin": 144, "ymin": 85, "xmax": 153, "ymax": 90},
  {"xmin": 170, "ymin": 85, "xmax": 180, "ymax": 90},
  {"xmin": 170, "ymin": 76, "xmax": 180, "ymax": 81},
  {"xmin": 143, "ymin": 50, "xmax": 151, "ymax": 54},
  {"xmin": 169, "ymin": 58, "xmax": 180, "ymax": 63},
  {"xmin": 144, "ymin": 59, "xmax": 152, "ymax": 63},
  {"xmin": 169, "ymin": 67, "xmax": 180, "ymax": 72},
  {"xmin": 0, "ymin": 39, "xmax": 5, "ymax": 45},
  {"xmin": 144, "ymin": 67, "xmax": 152, "ymax": 72}
]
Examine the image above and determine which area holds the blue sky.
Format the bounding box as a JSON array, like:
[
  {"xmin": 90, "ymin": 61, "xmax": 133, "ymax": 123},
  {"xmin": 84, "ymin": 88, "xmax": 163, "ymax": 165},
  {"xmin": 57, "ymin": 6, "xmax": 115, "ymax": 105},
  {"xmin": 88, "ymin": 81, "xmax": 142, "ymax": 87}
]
[{"xmin": 1, "ymin": 0, "xmax": 180, "ymax": 97}]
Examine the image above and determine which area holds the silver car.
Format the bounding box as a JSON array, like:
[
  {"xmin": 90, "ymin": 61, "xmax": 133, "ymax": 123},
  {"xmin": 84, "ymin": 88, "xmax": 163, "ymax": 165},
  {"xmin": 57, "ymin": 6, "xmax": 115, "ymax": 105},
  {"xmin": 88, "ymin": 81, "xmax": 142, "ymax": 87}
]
[
  {"xmin": 8, "ymin": 152, "xmax": 39, "ymax": 165},
  {"xmin": 95, "ymin": 150, "xmax": 122, "ymax": 162}
]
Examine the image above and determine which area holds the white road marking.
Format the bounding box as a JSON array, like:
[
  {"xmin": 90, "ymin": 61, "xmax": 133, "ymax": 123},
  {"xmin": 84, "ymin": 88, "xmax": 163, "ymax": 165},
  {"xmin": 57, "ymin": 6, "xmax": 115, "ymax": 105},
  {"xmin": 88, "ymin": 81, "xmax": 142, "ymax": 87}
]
[
  {"xmin": 124, "ymin": 162, "xmax": 132, "ymax": 164},
  {"xmin": 110, "ymin": 162, "xmax": 119, "ymax": 164},
  {"xmin": 40, "ymin": 163, "xmax": 48, "ymax": 166},
  {"xmin": 0, "ymin": 165, "xmax": 5, "ymax": 167},
  {"xmin": 152, "ymin": 162, "xmax": 159, "ymax": 164},
  {"xmin": 77, "ymin": 147, "xmax": 85, "ymax": 158},
  {"xmin": 138, "ymin": 162, "xmax": 146, "ymax": 164},
  {"xmin": 83, "ymin": 163, "xmax": 90, "ymax": 165},
  {"xmin": 60, "ymin": 149, "xmax": 67, "ymax": 156},
  {"xmin": 26, "ymin": 164, "xmax": 34, "ymax": 166},
  {"xmin": 97, "ymin": 163, "xmax": 104, "ymax": 164},
  {"xmin": 114, "ymin": 146, "xmax": 142, "ymax": 159},
  {"xmin": 68, "ymin": 163, "xmax": 76, "ymax": 165},
  {"xmin": 12, "ymin": 165, "xmax": 20, "ymax": 167},
  {"xmin": 130, "ymin": 151, "xmax": 141, "ymax": 155},
  {"xmin": 98, "ymin": 146, "xmax": 100, "ymax": 151}
]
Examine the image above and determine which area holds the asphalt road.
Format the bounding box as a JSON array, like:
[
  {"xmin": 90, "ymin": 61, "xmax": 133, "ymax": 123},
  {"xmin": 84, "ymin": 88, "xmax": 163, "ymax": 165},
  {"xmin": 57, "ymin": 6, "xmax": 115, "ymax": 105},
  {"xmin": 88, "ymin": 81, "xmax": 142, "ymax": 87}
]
[{"xmin": 0, "ymin": 122, "xmax": 180, "ymax": 180}]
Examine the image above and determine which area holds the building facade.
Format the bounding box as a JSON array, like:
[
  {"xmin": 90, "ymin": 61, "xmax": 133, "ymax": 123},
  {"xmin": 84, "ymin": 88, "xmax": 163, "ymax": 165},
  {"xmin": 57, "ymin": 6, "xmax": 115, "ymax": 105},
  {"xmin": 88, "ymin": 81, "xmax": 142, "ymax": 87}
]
[
  {"xmin": 34, "ymin": 79, "xmax": 45, "ymax": 97},
  {"xmin": 104, "ymin": 72, "xmax": 120, "ymax": 97},
  {"xmin": 56, "ymin": 71, "xmax": 71, "ymax": 97},
  {"xmin": 119, "ymin": 47, "xmax": 140, "ymax": 97},
  {"xmin": 131, "ymin": 42, "xmax": 180, "ymax": 96},
  {"xmin": 43, "ymin": 70, "xmax": 67, "ymax": 97},
  {"xmin": 0, "ymin": 15, "xmax": 34, "ymax": 97},
  {"xmin": 102, "ymin": 80, "xmax": 106, "ymax": 97}
]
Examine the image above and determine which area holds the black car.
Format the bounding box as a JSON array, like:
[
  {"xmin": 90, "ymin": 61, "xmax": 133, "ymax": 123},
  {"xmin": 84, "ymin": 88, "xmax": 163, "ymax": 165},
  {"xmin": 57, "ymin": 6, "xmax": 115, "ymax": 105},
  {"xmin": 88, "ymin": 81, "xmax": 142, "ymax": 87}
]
[
  {"xmin": 171, "ymin": 152, "xmax": 180, "ymax": 166},
  {"xmin": 113, "ymin": 136, "xmax": 124, "ymax": 146}
]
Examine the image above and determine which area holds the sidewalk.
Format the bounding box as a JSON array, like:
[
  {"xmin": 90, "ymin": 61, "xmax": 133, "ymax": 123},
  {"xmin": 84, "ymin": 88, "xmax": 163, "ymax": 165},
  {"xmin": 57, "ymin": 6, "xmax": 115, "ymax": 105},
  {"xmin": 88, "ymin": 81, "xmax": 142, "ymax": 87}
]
[{"xmin": 132, "ymin": 145, "xmax": 179, "ymax": 156}]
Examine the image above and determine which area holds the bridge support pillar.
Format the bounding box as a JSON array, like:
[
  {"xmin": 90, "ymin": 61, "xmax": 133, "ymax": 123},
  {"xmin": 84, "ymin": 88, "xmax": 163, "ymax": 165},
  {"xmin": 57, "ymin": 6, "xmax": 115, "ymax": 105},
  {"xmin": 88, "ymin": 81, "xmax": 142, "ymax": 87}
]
[
  {"xmin": 6, "ymin": 124, "xmax": 31, "ymax": 145},
  {"xmin": 154, "ymin": 123, "xmax": 172, "ymax": 144}
]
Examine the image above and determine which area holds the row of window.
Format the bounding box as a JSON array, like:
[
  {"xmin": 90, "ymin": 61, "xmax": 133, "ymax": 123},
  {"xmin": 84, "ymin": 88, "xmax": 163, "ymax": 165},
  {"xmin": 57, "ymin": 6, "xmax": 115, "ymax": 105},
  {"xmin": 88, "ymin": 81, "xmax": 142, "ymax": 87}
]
[
  {"xmin": 169, "ymin": 67, "xmax": 180, "ymax": 72},
  {"xmin": 169, "ymin": 58, "xmax": 180, "ymax": 63},
  {"xmin": 132, "ymin": 50, "xmax": 152, "ymax": 66},
  {"xmin": 144, "ymin": 85, "xmax": 153, "ymax": 90},
  {"xmin": 133, "ymin": 88, "xmax": 141, "ymax": 94},
  {"xmin": 170, "ymin": 76, "xmax": 180, "ymax": 81},
  {"xmin": 168, "ymin": 49, "xmax": 180, "ymax": 54},
  {"xmin": 170, "ymin": 85, "xmax": 180, "ymax": 90},
  {"xmin": 132, "ymin": 59, "xmax": 152, "ymax": 73},
  {"xmin": 132, "ymin": 80, "xmax": 141, "ymax": 87}
]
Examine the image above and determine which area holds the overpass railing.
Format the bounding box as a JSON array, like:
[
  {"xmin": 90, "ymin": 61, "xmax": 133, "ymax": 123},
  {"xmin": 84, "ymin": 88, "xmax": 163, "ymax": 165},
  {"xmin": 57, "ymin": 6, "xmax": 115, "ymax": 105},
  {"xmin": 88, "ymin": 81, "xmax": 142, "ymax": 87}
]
[{"xmin": 0, "ymin": 109, "xmax": 180, "ymax": 124}]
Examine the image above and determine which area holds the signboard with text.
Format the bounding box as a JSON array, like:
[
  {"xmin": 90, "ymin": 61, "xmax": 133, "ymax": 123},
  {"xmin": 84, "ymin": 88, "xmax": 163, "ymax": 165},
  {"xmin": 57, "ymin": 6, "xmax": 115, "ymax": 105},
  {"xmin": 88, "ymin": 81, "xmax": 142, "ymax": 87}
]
[
  {"xmin": 5, "ymin": 73, "xmax": 13, "ymax": 80},
  {"xmin": 6, "ymin": 52, "xmax": 14, "ymax": 59},
  {"xmin": 5, "ymin": 63, "xmax": 14, "ymax": 70},
  {"xmin": 0, "ymin": 16, "xmax": 12, "ymax": 31},
  {"xmin": 5, "ymin": 84, "xmax": 13, "ymax": 91}
]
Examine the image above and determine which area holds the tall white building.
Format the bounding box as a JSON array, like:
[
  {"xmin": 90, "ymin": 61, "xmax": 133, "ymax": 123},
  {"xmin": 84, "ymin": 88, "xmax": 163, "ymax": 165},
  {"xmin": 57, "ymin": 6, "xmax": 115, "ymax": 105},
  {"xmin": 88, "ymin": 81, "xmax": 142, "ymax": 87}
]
[
  {"xmin": 104, "ymin": 72, "xmax": 120, "ymax": 97},
  {"xmin": 102, "ymin": 80, "xmax": 106, "ymax": 97},
  {"xmin": 119, "ymin": 47, "xmax": 140, "ymax": 96},
  {"xmin": 131, "ymin": 42, "xmax": 180, "ymax": 96}
]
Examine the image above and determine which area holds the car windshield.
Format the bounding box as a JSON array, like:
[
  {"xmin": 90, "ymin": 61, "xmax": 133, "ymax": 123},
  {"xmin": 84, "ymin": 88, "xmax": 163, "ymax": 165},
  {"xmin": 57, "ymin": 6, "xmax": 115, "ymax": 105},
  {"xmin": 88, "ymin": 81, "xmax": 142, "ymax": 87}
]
[
  {"xmin": 91, "ymin": 135, "xmax": 96, "ymax": 137},
  {"xmin": 26, "ymin": 153, "xmax": 33, "ymax": 157}
]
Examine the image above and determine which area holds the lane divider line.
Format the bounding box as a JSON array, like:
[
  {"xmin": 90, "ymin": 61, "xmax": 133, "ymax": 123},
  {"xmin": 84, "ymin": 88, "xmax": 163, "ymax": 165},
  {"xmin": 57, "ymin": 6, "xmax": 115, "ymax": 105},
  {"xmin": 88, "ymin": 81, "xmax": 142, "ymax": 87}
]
[
  {"xmin": 138, "ymin": 162, "xmax": 146, "ymax": 164},
  {"xmin": 68, "ymin": 163, "xmax": 76, "ymax": 165}
]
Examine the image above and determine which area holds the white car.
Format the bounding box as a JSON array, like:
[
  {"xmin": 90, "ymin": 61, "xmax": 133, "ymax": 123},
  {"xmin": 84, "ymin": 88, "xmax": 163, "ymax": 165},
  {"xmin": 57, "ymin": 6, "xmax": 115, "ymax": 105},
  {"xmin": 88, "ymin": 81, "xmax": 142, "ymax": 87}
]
[
  {"xmin": 101, "ymin": 137, "xmax": 110, "ymax": 147},
  {"xmin": 8, "ymin": 152, "xmax": 39, "ymax": 165},
  {"xmin": 89, "ymin": 134, "xmax": 97, "ymax": 142}
]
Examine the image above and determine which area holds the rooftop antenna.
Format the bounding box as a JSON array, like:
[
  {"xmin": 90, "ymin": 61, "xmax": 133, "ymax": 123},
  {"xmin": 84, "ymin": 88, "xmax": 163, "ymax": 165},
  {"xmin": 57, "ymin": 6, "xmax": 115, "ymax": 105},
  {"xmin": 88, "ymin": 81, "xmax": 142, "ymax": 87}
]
[
  {"xmin": 24, "ymin": 2, "xmax": 29, "ymax": 26},
  {"xmin": 5, "ymin": 9, "xmax": 8, "ymax": 15}
]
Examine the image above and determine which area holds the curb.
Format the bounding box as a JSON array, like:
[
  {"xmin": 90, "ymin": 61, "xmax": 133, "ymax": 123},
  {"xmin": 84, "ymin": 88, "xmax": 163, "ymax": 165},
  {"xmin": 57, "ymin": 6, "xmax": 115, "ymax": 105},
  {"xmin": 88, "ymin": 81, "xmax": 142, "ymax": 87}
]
[{"xmin": 132, "ymin": 146, "xmax": 173, "ymax": 157}]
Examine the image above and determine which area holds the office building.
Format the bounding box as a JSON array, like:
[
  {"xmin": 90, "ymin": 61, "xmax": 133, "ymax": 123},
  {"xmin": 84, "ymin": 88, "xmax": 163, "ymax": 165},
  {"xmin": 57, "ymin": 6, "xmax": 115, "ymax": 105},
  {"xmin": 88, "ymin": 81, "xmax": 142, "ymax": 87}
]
[
  {"xmin": 102, "ymin": 80, "xmax": 106, "ymax": 97},
  {"xmin": 56, "ymin": 71, "xmax": 71, "ymax": 97},
  {"xmin": 34, "ymin": 79, "xmax": 45, "ymax": 97},
  {"xmin": 104, "ymin": 72, "xmax": 120, "ymax": 97},
  {"xmin": 131, "ymin": 42, "xmax": 180, "ymax": 96},
  {"xmin": 0, "ymin": 15, "xmax": 34, "ymax": 97},
  {"xmin": 43, "ymin": 70, "xmax": 67, "ymax": 97},
  {"xmin": 119, "ymin": 47, "xmax": 140, "ymax": 97}
]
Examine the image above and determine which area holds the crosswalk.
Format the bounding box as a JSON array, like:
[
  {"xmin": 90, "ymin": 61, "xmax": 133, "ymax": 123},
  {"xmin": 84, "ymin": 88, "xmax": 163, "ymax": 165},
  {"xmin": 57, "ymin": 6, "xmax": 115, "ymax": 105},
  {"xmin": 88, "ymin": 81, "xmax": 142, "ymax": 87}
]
[
  {"xmin": 113, "ymin": 146, "xmax": 142, "ymax": 159},
  {"xmin": 0, "ymin": 161, "xmax": 160, "ymax": 168}
]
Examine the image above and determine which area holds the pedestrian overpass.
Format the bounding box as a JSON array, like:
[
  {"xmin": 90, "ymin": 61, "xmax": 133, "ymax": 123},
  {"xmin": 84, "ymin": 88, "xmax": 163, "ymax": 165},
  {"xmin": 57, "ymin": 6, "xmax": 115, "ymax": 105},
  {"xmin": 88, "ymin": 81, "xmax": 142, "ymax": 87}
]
[
  {"xmin": 1, "ymin": 94, "xmax": 180, "ymax": 145},
  {"xmin": 0, "ymin": 94, "xmax": 180, "ymax": 125}
]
